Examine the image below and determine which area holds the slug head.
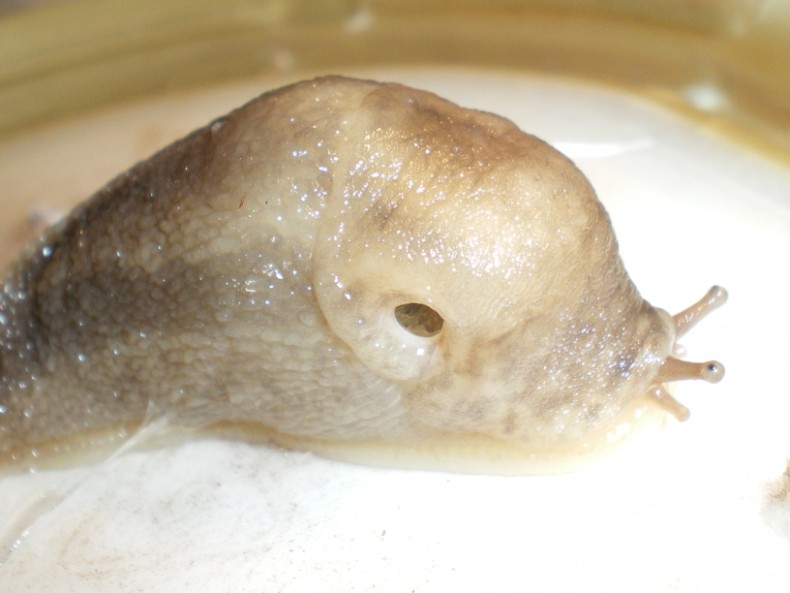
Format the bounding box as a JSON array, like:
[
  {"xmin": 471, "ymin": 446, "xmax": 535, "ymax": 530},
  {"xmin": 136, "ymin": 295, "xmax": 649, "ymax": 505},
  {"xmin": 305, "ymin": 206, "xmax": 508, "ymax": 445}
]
[{"xmin": 311, "ymin": 81, "xmax": 724, "ymax": 468}]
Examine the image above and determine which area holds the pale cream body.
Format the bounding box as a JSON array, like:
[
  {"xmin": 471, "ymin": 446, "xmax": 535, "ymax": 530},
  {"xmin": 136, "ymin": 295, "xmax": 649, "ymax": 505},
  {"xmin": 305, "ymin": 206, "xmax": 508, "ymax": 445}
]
[{"xmin": 0, "ymin": 77, "xmax": 684, "ymax": 470}]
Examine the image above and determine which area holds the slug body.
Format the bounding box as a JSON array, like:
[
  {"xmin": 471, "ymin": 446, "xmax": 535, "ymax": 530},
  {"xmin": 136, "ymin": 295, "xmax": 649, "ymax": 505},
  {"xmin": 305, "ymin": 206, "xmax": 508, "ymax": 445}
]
[{"xmin": 0, "ymin": 77, "xmax": 725, "ymax": 473}]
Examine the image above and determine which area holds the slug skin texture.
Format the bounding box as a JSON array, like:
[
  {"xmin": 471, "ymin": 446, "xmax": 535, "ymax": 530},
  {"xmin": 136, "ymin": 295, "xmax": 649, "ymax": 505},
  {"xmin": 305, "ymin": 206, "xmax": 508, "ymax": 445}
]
[{"xmin": 0, "ymin": 77, "xmax": 726, "ymax": 473}]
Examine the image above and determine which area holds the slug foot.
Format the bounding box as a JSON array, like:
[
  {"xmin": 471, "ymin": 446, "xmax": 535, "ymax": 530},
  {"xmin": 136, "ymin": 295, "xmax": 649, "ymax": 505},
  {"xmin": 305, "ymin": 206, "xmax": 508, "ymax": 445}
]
[{"xmin": 648, "ymin": 286, "xmax": 728, "ymax": 421}]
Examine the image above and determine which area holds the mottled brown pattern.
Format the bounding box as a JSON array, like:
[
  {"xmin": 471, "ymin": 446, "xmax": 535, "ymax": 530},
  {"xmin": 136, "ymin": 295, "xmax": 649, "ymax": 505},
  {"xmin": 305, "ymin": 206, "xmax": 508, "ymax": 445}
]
[{"xmin": 0, "ymin": 77, "xmax": 723, "ymax": 473}]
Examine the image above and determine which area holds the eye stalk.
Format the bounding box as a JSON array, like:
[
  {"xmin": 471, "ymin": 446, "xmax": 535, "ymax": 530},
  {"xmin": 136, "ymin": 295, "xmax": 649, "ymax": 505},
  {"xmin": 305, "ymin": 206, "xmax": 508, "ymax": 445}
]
[{"xmin": 648, "ymin": 286, "xmax": 728, "ymax": 421}]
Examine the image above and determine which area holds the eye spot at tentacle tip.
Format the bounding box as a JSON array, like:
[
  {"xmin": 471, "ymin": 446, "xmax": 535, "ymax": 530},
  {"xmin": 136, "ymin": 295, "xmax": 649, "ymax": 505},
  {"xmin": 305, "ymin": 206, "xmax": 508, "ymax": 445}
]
[{"xmin": 702, "ymin": 361, "xmax": 725, "ymax": 383}]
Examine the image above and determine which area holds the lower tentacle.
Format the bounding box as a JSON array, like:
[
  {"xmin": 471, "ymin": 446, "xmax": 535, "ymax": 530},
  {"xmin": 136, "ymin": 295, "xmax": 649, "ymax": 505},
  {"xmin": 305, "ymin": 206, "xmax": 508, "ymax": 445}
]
[{"xmin": 647, "ymin": 385, "xmax": 690, "ymax": 421}]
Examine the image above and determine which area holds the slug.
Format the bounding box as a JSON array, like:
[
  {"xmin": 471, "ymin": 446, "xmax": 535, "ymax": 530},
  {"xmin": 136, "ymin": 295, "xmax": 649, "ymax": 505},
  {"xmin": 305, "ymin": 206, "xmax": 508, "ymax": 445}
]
[{"xmin": 0, "ymin": 77, "xmax": 726, "ymax": 473}]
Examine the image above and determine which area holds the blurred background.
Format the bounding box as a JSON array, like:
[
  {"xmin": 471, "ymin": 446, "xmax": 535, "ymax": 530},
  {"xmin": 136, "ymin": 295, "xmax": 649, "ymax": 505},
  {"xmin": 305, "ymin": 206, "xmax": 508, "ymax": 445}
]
[{"xmin": 0, "ymin": 0, "xmax": 788, "ymax": 160}]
